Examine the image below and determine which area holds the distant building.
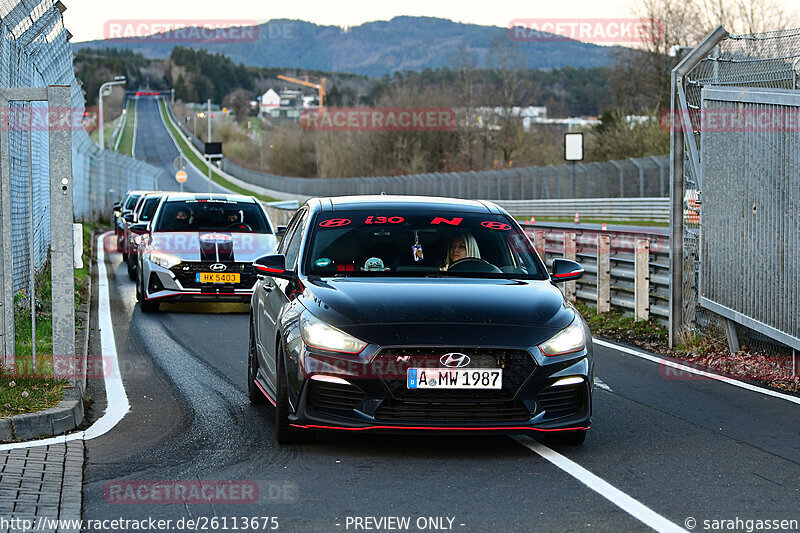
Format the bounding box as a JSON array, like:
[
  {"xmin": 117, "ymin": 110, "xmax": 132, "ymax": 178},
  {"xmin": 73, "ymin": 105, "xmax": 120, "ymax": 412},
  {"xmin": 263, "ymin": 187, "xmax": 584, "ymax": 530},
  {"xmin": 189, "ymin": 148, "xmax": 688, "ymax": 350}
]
[{"xmin": 259, "ymin": 89, "xmax": 281, "ymax": 115}]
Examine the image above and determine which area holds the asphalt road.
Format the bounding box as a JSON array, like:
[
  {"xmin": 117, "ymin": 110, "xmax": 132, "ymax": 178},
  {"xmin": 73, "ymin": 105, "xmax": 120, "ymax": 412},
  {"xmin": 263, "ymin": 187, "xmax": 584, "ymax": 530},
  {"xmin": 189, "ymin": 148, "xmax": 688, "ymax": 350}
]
[
  {"xmin": 132, "ymin": 96, "xmax": 230, "ymax": 194},
  {"xmin": 79, "ymin": 103, "xmax": 800, "ymax": 533}
]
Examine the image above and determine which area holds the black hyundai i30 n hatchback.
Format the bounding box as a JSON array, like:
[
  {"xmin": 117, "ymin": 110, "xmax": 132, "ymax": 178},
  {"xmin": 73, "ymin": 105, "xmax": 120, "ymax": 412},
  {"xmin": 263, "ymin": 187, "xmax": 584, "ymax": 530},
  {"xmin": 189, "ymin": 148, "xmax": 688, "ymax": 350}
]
[{"xmin": 248, "ymin": 196, "xmax": 593, "ymax": 444}]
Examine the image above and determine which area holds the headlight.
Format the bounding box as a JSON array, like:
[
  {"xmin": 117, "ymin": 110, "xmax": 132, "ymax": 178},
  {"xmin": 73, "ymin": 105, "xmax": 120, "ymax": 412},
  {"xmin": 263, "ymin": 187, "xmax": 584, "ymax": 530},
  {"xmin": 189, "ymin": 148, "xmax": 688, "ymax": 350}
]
[
  {"xmin": 300, "ymin": 312, "xmax": 367, "ymax": 354},
  {"xmin": 539, "ymin": 318, "xmax": 585, "ymax": 356},
  {"xmin": 149, "ymin": 252, "xmax": 181, "ymax": 269}
]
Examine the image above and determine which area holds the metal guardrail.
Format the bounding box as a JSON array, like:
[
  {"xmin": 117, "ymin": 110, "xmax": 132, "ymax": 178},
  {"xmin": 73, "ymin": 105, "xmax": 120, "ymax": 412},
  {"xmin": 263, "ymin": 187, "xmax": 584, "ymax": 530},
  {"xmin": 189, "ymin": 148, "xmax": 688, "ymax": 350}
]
[
  {"xmin": 497, "ymin": 197, "xmax": 670, "ymax": 221},
  {"xmin": 523, "ymin": 223, "xmax": 670, "ymax": 322}
]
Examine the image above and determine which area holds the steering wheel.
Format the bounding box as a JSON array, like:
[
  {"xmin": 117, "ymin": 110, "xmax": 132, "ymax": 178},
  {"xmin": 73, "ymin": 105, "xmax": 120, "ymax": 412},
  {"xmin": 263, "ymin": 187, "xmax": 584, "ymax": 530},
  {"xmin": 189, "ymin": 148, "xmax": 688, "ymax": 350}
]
[
  {"xmin": 447, "ymin": 257, "xmax": 503, "ymax": 273},
  {"xmin": 228, "ymin": 223, "xmax": 252, "ymax": 231}
]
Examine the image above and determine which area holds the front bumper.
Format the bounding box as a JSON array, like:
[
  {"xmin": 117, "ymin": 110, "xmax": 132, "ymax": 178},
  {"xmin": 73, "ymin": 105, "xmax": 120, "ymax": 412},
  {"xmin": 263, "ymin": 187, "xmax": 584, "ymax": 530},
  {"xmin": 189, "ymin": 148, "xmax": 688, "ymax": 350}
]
[
  {"xmin": 284, "ymin": 346, "xmax": 593, "ymax": 434},
  {"xmin": 141, "ymin": 259, "xmax": 255, "ymax": 303}
]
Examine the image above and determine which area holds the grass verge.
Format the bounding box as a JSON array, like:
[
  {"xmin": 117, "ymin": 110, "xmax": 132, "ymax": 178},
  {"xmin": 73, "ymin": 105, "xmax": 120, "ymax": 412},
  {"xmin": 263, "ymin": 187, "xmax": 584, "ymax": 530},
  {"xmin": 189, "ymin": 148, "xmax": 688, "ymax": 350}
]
[
  {"xmin": 0, "ymin": 222, "xmax": 103, "ymax": 417},
  {"xmin": 576, "ymin": 302, "xmax": 799, "ymax": 393},
  {"xmin": 117, "ymin": 99, "xmax": 136, "ymax": 156},
  {"xmin": 157, "ymin": 99, "xmax": 277, "ymax": 202},
  {"xmin": 516, "ymin": 216, "xmax": 668, "ymax": 228}
]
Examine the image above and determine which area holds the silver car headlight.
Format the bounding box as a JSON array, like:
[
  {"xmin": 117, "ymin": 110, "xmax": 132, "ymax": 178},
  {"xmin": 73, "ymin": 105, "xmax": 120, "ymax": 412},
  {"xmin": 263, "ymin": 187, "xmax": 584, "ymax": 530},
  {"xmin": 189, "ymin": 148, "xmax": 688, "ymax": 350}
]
[
  {"xmin": 300, "ymin": 312, "xmax": 367, "ymax": 354},
  {"xmin": 539, "ymin": 318, "xmax": 586, "ymax": 356},
  {"xmin": 149, "ymin": 252, "xmax": 181, "ymax": 269}
]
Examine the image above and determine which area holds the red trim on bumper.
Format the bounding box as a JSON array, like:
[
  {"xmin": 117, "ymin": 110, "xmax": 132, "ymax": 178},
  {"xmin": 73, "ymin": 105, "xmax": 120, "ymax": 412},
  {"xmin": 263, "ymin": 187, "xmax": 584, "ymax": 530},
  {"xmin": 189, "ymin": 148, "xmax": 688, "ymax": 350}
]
[{"xmin": 290, "ymin": 424, "xmax": 588, "ymax": 432}]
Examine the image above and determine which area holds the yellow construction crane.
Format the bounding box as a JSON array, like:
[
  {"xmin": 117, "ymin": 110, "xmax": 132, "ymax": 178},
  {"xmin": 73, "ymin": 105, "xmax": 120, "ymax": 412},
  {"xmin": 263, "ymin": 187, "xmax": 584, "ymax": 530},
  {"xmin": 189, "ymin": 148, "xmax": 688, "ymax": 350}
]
[{"xmin": 277, "ymin": 74, "xmax": 327, "ymax": 111}]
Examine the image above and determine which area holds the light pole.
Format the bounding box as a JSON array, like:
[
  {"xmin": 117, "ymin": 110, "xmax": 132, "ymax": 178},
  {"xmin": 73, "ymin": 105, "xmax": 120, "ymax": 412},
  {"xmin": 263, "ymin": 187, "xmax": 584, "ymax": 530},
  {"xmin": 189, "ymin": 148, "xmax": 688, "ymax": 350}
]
[{"xmin": 98, "ymin": 76, "xmax": 126, "ymax": 150}]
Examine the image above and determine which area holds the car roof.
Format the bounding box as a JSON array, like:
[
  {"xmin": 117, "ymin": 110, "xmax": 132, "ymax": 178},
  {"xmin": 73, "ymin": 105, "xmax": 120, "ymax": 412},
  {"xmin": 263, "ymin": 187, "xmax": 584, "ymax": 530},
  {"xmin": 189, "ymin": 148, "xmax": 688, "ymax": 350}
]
[
  {"xmin": 310, "ymin": 195, "xmax": 504, "ymax": 214},
  {"xmin": 160, "ymin": 192, "xmax": 258, "ymax": 203}
]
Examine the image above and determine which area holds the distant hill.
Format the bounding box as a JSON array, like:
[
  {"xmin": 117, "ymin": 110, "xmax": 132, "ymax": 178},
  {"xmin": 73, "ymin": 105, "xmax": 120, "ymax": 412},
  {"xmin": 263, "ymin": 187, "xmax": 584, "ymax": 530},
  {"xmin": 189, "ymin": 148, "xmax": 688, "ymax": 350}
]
[{"xmin": 73, "ymin": 16, "xmax": 619, "ymax": 77}]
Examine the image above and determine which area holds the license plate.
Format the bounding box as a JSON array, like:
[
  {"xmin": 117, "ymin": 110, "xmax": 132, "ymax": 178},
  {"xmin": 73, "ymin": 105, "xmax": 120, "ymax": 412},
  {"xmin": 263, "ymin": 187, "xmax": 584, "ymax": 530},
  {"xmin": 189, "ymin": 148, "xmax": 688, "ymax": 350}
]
[
  {"xmin": 407, "ymin": 368, "xmax": 502, "ymax": 389},
  {"xmin": 196, "ymin": 272, "xmax": 240, "ymax": 283}
]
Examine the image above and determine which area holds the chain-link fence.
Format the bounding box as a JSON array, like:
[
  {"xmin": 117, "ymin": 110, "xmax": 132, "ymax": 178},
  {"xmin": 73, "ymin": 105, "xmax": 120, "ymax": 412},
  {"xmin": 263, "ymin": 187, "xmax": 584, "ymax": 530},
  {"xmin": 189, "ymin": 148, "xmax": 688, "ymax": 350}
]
[
  {"xmin": 1, "ymin": 0, "xmax": 159, "ymax": 302},
  {"xmin": 671, "ymin": 26, "xmax": 800, "ymax": 360},
  {"xmin": 166, "ymin": 101, "xmax": 669, "ymax": 200}
]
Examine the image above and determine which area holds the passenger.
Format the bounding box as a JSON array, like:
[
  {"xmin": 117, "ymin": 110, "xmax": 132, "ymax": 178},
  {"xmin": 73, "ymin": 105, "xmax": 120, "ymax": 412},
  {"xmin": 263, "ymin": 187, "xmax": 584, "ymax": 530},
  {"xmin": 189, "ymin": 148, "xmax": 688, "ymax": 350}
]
[{"xmin": 442, "ymin": 232, "xmax": 480, "ymax": 270}]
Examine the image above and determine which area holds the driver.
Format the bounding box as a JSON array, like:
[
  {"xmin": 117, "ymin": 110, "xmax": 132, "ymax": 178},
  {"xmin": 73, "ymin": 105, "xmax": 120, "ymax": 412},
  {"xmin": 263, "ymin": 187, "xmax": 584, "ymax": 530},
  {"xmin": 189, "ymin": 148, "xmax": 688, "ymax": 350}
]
[
  {"xmin": 174, "ymin": 208, "xmax": 191, "ymax": 230},
  {"xmin": 442, "ymin": 232, "xmax": 480, "ymax": 270},
  {"xmin": 226, "ymin": 211, "xmax": 240, "ymax": 225}
]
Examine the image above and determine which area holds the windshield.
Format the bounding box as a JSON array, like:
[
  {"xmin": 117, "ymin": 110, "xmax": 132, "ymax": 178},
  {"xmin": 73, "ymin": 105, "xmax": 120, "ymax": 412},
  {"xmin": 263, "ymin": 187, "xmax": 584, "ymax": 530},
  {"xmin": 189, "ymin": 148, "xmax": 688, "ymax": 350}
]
[
  {"xmin": 154, "ymin": 200, "xmax": 272, "ymax": 233},
  {"xmin": 138, "ymin": 196, "xmax": 162, "ymax": 222},
  {"xmin": 124, "ymin": 194, "xmax": 141, "ymax": 210},
  {"xmin": 305, "ymin": 210, "xmax": 546, "ymax": 279}
]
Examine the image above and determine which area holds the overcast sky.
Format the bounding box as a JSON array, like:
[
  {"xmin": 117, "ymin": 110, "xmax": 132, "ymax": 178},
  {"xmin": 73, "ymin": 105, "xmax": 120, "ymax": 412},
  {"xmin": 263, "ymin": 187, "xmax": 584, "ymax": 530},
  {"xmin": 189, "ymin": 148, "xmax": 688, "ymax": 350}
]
[{"xmin": 64, "ymin": 0, "xmax": 640, "ymax": 43}]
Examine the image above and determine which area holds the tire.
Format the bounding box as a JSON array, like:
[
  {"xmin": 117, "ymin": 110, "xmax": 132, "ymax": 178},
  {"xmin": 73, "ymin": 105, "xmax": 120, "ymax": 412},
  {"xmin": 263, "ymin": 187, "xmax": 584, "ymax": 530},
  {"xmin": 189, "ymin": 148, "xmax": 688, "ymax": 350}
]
[
  {"xmin": 126, "ymin": 255, "xmax": 137, "ymax": 281},
  {"xmin": 248, "ymin": 320, "xmax": 266, "ymax": 405},
  {"xmin": 545, "ymin": 430, "xmax": 587, "ymax": 446},
  {"xmin": 274, "ymin": 339, "xmax": 315, "ymax": 444}
]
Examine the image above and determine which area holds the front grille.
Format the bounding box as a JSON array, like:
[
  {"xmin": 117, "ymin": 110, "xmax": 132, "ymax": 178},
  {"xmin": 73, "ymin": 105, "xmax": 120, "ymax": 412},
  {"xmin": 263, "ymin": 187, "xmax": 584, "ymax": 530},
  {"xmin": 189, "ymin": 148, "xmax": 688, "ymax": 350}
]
[
  {"xmin": 536, "ymin": 383, "xmax": 584, "ymax": 418},
  {"xmin": 375, "ymin": 401, "xmax": 530, "ymax": 422},
  {"xmin": 170, "ymin": 262, "xmax": 258, "ymax": 289},
  {"xmin": 371, "ymin": 347, "xmax": 536, "ymax": 401},
  {"xmin": 307, "ymin": 380, "xmax": 366, "ymax": 411}
]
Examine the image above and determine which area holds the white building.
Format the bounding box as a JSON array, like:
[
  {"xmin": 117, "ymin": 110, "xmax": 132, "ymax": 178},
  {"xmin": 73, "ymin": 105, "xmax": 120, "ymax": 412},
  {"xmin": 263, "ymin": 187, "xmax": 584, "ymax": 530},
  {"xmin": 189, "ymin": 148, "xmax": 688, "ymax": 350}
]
[{"xmin": 259, "ymin": 89, "xmax": 280, "ymax": 115}]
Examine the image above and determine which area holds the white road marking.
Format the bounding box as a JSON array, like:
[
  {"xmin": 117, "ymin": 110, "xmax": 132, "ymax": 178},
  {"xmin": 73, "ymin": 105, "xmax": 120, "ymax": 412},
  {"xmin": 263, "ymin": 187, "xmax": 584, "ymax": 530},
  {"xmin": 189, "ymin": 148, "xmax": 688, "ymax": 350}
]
[
  {"xmin": 513, "ymin": 436, "xmax": 687, "ymax": 533},
  {"xmin": 0, "ymin": 233, "xmax": 130, "ymax": 450},
  {"xmin": 594, "ymin": 339, "xmax": 800, "ymax": 406},
  {"xmin": 594, "ymin": 377, "xmax": 613, "ymax": 392}
]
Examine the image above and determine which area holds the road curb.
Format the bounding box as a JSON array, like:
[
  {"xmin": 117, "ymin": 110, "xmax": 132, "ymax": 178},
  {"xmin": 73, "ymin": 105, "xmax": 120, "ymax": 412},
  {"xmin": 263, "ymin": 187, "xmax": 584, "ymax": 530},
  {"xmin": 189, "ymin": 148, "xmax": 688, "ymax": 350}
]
[{"xmin": 0, "ymin": 230, "xmax": 94, "ymax": 444}]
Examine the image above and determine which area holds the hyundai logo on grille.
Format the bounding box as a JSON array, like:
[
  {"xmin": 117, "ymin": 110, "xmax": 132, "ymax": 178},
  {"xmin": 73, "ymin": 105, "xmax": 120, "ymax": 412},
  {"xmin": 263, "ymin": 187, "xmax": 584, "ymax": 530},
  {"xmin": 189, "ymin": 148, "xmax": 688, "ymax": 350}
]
[
  {"xmin": 209, "ymin": 263, "xmax": 227, "ymax": 272},
  {"xmin": 440, "ymin": 353, "xmax": 471, "ymax": 368}
]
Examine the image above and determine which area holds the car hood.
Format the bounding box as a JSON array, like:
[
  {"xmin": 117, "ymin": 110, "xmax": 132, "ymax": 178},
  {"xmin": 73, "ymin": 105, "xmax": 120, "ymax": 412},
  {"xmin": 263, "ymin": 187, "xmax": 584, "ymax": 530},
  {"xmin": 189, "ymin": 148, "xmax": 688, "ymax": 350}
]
[
  {"xmin": 298, "ymin": 277, "xmax": 575, "ymax": 347},
  {"xmin": 148, "ymin": 231, "xmax": 277, "ymax": 262}
]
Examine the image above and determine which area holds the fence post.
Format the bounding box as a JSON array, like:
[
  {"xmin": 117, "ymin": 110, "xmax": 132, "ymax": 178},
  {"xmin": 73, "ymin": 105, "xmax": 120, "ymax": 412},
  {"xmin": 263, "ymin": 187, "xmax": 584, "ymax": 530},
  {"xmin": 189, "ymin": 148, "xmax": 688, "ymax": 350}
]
[
  {"xmin": 49, "ymin": 85, "xmax": 76, "ymax": 361},
  {"xmin": 534, "ymin": 230, "xmax": 547, "ymax": 264},
  {"xmin": 597, "ymin": 234, "xmax": 611, "ymax": 313},
  {"xmin": 635, "ymin": 238, "xmax": 650, "ymax": 321},
  {"xmin": 564, "ymin": 232, "xmax": 577, "ymax": 302}
]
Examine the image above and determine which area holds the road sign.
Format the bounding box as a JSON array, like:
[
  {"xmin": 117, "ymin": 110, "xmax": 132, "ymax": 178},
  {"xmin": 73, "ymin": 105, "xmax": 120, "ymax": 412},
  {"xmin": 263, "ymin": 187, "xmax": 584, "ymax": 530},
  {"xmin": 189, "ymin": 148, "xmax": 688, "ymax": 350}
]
[
  {"xmin": 173, "ymin": 155, "xmax": 187, "ymax": 171},
  {"xmin": 175, "ymin": 170, "xmax": 188, "ymax": 183}
]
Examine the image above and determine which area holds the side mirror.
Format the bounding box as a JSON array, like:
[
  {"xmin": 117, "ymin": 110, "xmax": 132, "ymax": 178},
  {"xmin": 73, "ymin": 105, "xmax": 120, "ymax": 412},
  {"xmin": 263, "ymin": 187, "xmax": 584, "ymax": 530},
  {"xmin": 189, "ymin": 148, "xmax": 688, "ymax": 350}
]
[
  {"xmin": 253, "ymin": 254, "xmax": 294, "ymax": 280},
  {"xmin": 129, "ymin": 223, "xmax": 149, "ymax": 235},
  {"xmin": 276, "ymin": 225, "xmax": 287, "ymax": 239},
  {"xmin": 551, "ymin": 258, "xmax": 584, "ymax": 282},
  {"xmin": 123, "ymin": 213, "xmax": 134, "ymax": 223},
  {"xmin": 112, "ymin": 202, "xmax": 121, "ymax": 210}
]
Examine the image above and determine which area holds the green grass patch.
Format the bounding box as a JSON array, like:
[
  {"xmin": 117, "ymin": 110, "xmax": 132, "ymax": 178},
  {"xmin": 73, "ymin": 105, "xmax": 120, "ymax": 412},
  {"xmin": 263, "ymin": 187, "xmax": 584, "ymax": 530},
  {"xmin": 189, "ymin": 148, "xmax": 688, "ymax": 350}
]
[
  {"xmin": 515, "ymin": 216, "xmax": 668, "ymax": 228},
  {"xmin": 0, "ymin": 222, "xmax": 105, "ymax": 418},
  {"xmin": 116, "ymin": 99, "xmax": 136, "ymax": 156},
  {"xmin": 158, "ymin": 99, "xmax": 278, "ymax": 202}
]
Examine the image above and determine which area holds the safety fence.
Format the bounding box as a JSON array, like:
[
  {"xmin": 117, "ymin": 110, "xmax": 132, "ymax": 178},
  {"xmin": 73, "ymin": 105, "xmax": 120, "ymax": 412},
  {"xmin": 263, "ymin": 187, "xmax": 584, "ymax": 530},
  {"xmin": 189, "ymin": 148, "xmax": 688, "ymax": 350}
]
[
  {"xmin": 671, "ymin": 26, "xmax": 800, "ymax": 358},
  {"xmin": 167, "ymin": 101, "xmax": 669, "ymax": 201},
  {"xmin": 0, "ymin": 0, "xmax": 159, "ymax": 368}
]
